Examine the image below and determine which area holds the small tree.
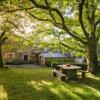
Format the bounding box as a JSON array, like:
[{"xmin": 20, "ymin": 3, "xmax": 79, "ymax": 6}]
[{"xmin": 0, "ymin": 31, "xmax": 8, "ymax": 67}]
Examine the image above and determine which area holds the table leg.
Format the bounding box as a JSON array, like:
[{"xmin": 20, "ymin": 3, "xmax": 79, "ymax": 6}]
[{"xmin": 62, "ymin": 69, "xmax": 77, "ymax": 80}]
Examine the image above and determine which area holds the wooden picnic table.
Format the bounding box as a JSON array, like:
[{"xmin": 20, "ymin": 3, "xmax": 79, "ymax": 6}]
[{"xmin": 57, "ymin": 64, "xmax": 81, "ymax": 80}]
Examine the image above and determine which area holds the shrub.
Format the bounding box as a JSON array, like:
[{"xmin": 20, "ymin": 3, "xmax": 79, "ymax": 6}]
[
  {"xmin": 46, "ymin": 61, "xmax": 52, "ymax": 67},
  {"xmin": 46, "ymin": 57, "xmax": 74, "ymax": 67}
]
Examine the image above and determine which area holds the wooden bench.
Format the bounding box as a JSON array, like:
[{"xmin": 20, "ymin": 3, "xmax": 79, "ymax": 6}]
[
  {"xmin": 52, "ymin": 70, "xmax": 67, "ymax": 81},
  {"xmin": 79, "ymin": 70, "xmax": 88, "ymax": 79}
]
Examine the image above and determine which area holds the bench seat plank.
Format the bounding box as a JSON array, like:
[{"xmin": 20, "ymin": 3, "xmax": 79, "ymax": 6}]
[
  {"xmin": 53, "ymin": 70, "xmax": 66, "ymax": 76},
  {"xmin": 79, "ymin": 70, "xmax": 88, "ymax": 73},
  {"xmin": 52, "ymin": 70, "xmax": 67, "ymax": 81}
]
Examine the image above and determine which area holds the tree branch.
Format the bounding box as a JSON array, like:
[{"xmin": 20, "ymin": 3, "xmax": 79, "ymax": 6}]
[
  {"xmin": 0, "ymin": 7, "xmax": 34, "ymax": 14},
  {"xmin": 85, "ymin": 0, "xmax": 91, "ymax": 23},
  {"xmin": 31, "ymin": 0, "xmax": 66, "ymax": 27},
  {"xmin": 28, "ymin": 12, "xmax": 62, "ymax": 28},
  {"xmin": 95, "ymin": 20, "xmax": 100, "ymax": 39},
  {"xmin": 28, "ymin": 12, "xmax": 52, "ymax": 22},
  {"xmin": 94, "ymin": 20, "xmax": 100, "ymax": 31},
  {"xmin": 30, "ymin": 0, "xmax": 87, "ymax": 44},
  {"xmin": 61, "ymin": 42, "xmax": 75, "ymax": 50},
  {"xmin": 61, "ymin": 42, "xmax": 84, "ymax": 52},
  {"xmin": 0, "ymin": 31, "xmax": 6, "ymax": 39},
  {"xmin": 64, "ymin": 27, "xmax": 87, "ymax": 44},
  {"xmin": 1, "ymin": 37, "xmax": 8, "ymax": 45},
  {"xmin": 44, "ymin": 0, "xmax": 60, "ymax": 25},
  {"xmin": 0, "ymin": 31, "xmax": 8, "ymax": 45},
  {"xmin": 6, "ymin": 20, "xmax": 22, "ymax": 32},
  {"xmin": 79, "ymin": 0, "xmax": 89, "ymax": 39}
]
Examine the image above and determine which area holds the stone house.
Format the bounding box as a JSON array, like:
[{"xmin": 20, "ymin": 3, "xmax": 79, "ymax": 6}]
[{"xmin": 4, "ymin": 48, "xmax": 34, "ymax": 63}]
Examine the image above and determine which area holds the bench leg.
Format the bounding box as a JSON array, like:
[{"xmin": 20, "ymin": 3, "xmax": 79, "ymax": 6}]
[
  {"xmin": 82, "ymin": 72, "xmax": 85, "ymax": 79},
  {"xmin": 53, "ymin": 72, "xmax": 57, "ymax": 77}
]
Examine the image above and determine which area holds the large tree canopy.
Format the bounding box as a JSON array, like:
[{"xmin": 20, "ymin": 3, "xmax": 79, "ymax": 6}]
[{"xmin": 26, "ymin": 0, "xmax": 100, "ymax": 73}]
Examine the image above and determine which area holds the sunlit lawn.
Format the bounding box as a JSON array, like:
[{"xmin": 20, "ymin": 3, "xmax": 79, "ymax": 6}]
[{"xmin": 0, "ymin": 67, "xmax": 100, "ymax": 100}]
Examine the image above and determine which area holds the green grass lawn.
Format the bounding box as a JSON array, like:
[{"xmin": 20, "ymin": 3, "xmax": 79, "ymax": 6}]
[{"xmin": 0, "ymin": 67, "xmax": 100, "ymax": 100}]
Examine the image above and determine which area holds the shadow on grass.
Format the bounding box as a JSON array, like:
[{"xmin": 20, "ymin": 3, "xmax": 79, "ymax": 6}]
[{"xmin": 0, "ymin": 68, "xmax": 100, "ymax": 100}]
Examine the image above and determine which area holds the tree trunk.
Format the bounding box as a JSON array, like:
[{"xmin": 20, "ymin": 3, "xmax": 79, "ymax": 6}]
[
  {"xmin": 0, "ymin": 45, "xmax": 4, "ymax": 68},
  {"xmin": 87, "ymin": 41, "xmax": 99, "ymax": 73}
]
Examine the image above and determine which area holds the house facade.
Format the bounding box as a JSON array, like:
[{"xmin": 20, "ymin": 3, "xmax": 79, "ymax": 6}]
[
  {"xmin": 4, "ymin": 46, "xmax": 78, "ymax": 65},
  {"xmin": 4, "ymin": 48, "xmax": 34, "ymax": 63},
  {"xmin": 4, "ymin": 47, "xmax": 69, "ymax": 65}
]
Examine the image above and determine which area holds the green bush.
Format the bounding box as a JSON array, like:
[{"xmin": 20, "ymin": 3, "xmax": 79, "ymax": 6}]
[
  {"xmin": 5, "ymin": 59, "xmax": 24, "ymax": 65},
  {"xmin": 46, "ymin": 57, "xmax": 74, "ymax": 67},
  {"xmin": 45, "ymin": 61, "xmax": 52, "ymax": 67},
  {"xmin": 51, "ymin": 62, "xmax": 67, "ymax": 68}
]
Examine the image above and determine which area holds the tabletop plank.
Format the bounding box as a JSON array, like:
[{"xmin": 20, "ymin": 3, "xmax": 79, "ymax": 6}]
[{"xmin": 57, "ymin": 65, "xmax": 81, "ymax": 70}]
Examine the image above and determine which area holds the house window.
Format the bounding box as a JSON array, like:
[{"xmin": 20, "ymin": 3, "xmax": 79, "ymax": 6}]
[
  {"xmin": 24, "ymin": 55, "xmax": 28, "ymax": 61},
  {"xmin": 7, "ymin": 53, "xmax": 14, "ymax": 61}
]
